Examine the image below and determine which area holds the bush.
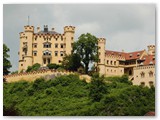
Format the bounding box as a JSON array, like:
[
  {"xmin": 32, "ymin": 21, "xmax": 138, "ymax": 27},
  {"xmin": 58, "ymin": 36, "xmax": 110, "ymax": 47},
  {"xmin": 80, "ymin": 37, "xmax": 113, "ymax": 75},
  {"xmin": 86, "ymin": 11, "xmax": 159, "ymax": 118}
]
[
  {"xmin": 26, "ymin": 63, "xmax": 41, "ymax": 72},
  {"xmin": 89, "ymin": 73, "xmax": 108, "ymax": 102},
  {"xmin": 47, "ymin": 63, "xmax": 61, "ymax": 70}
]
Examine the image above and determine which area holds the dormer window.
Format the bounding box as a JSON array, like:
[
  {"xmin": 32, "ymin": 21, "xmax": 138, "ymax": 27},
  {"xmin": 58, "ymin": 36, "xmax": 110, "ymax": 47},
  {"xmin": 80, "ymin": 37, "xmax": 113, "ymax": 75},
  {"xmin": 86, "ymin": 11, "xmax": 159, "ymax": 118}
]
[
  {"xmin": 129, "ymin": 54, "xmax": 132, "ymax": 57},
  {"xmin": 149, "ymin": 61, "xmax": 153, "ymax": 65},
  {"xmin": 137, "ymin": 53, "xmax": 140, "ymax": 57}
]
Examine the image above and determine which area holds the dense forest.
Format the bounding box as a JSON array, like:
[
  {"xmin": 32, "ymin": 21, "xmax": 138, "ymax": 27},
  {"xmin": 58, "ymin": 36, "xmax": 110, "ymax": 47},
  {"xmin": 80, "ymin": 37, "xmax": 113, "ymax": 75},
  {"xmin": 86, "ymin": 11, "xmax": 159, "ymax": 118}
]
[{"xmin": 3, "ymin": 74, "xmax": 155, "ymax": 116}]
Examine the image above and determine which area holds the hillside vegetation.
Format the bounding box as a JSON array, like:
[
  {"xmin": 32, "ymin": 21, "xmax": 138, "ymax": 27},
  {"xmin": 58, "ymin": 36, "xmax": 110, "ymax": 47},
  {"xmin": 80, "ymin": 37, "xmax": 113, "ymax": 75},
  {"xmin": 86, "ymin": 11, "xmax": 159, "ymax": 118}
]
[{"xmin": 3, "ymin": 74, "xmax": 155, "ymax": 116}]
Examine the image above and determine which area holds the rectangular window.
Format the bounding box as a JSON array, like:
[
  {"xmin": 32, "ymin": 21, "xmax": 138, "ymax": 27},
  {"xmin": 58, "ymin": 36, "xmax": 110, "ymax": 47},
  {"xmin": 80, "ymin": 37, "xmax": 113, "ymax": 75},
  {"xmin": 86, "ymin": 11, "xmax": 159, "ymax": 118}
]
[
  {"xmin": 48, "ymin": 58, "xmax": 50, "ymax": 64},
  {"xmin": 55, "ymin": 44, "xmax": 58, "ymax": 48},
  {"xmin": 43, "ymin": 58, "xmax": 46, "ymax": 64},
  {"xmin": 55, "ymin": 51, "xmax": 58, "ymax": 56},
  {"xmin": 61, "ymin": 44, "xmax": 64, "ymax": 48},
  {"xmin": 33, "ymin": 51, "xmax": 37, "ymax": 56},
  {"xmin": 60, "ymin": 51, "xmax": 63, "ymax": 56}
]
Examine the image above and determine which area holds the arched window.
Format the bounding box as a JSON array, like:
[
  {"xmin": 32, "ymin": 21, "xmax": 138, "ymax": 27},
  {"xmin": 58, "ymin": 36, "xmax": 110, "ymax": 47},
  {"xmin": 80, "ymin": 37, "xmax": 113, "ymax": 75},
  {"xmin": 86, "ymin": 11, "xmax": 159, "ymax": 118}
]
[
  {"xmin": 110, "ymin": 61, "xmax": 113, "ymax": 65},
  {"xmin": 149, "ymin": 71, "xmax": 153, "ymax": 77},
  {"xmin": 149, "ymin": 81, "xmax": 154, "ymax": 87},
  {"xmin": 43, "ymin": 50, "xmax": 51, "ymax": 56},
  {"xmin": 140, "ymin": 72, "xmax": 145, "ymax": 78},
  {"xmin": 140, "ymin": 82, "xmax": 145, "ymax": 87}
]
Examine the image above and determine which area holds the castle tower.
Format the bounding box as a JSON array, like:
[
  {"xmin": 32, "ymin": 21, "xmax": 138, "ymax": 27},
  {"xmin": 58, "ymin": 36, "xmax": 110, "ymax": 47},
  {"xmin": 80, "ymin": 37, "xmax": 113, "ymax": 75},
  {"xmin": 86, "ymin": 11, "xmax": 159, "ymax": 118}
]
[
  {"xmin": 98, "ymin": 38, "xmax": 106, "ymax": 75},
  {"xmin": 147, "ymin": 45, "xmax": 155, "ymax": 55},
  {"xmin": 18, "ymin": 25, "xmax": 34, "ymax": 72},
  {"xmin": 64, "ymin": 26, "xmax": 75, "ymax": 55}
]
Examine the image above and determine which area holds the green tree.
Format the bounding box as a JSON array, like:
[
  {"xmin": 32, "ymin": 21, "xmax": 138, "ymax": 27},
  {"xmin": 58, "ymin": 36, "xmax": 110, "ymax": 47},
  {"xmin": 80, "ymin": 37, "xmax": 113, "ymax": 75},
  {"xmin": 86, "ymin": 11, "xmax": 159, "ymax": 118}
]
[
  {"xmin": 62, "ymin": 53, "xmax": 82, "ymax": 71},
  {"xmin": 3, "ymin": 44, "xmax": 12, "ymax": 75},
  {"xmin": 89, "ymin": 73, "xmax": 108, "ymax": 102},
  {"xmin": 26, "ymin": 63, "xmax": 41, "ymax": 72},
  {"xmin": 73, "ymin": 33, "xmax": 98, "ymax": 74},
  {"xmin": 11, "ymin": 70, "xmax": 18, "ymax": 75}
]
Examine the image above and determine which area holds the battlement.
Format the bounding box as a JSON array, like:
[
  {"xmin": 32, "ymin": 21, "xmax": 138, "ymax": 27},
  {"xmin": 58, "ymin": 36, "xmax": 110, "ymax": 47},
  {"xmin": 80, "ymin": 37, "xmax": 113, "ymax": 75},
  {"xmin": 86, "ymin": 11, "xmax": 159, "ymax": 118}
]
[
  {"xmin": 106, "ymin": 54, "xmax": 125, "ymax": 60},
  {"xmin": 147, "ymin": 45, "xmax": 155, "ymax": 49},
  {"xmin": 4, "ymin": 69, "xmax": 75, "ymax": 83},
  {"xmin": 98, "ymin": 38, "xmax": 106, "ymax": 43},
  {"xmin": 33, "ymin": 33, "xmax": 64, "ymax": 40},
  {"xmin": 24, "ymin": 25, "xmax": 34, "ymax": 32},
  {"xmin": 64, "ymin": 26, "xmax": 75, "ymax": 33},
  {"xmin": 134, "ymin": 65, "xmax": 155, "ymax": 70}
]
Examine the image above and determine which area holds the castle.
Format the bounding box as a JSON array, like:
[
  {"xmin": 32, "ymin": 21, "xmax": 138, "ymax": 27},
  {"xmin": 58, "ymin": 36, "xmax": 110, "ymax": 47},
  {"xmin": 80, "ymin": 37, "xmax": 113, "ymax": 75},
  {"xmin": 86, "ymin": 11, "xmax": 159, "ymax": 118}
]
[
  {"xmin": 18, "ymin": 25, "xmax": 155, "ymax": 87},
  {"xmin": 18, "ymin": 25, "xmax": 75, "ymax": 72},
  {"xmin": 97, "ymin": 38, "xmax": 155, "ymax": 87}
]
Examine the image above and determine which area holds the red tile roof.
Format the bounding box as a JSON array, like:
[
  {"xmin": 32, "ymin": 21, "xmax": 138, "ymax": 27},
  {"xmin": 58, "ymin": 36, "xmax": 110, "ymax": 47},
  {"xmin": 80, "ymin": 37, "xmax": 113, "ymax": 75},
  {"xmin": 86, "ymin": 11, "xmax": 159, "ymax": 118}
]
[
  {"xmin": 105, "ymin": 50, "xmax": 145, "ymax": 60},
  {"xmin": 141, "ymin": 55, "xmax": 155, "ymax": 65}
]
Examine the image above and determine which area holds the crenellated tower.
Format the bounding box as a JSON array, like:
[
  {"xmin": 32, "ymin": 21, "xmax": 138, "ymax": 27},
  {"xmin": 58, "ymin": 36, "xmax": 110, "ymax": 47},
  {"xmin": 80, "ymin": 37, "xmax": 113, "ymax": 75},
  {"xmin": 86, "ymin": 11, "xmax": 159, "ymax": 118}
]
[
  {"xmin": 147, "ymin": 45, "xmax": 155, "ymax": 55},
  {"xmin": 98, "ymin": 38, "xmax": 106, "ymax": 75},
  {"xmin": 64, "ymin": 26, "xmax": 75, "ymax": 55},
  {"xmin": 18, "ymin": 25, "xmax": 34, "ymax": 72}
]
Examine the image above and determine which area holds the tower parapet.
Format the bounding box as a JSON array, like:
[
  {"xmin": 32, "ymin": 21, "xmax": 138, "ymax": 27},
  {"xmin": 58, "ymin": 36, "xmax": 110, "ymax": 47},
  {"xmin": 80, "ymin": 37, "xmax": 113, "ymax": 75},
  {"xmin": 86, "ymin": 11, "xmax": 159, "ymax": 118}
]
[
  {"xmin": 98, "ymin": 38, "xmax": 106, "ymax": 43},
  {"xmin": 24, "ymin": 25, "xmax": 34, "ymax": 32},
  {"xmin": 64, "ymin": 26, "xmax": 75, "ymax": 33},
  {"xmin": 147, "ymin": 45, "xmax": 155, "ymax": 55}
]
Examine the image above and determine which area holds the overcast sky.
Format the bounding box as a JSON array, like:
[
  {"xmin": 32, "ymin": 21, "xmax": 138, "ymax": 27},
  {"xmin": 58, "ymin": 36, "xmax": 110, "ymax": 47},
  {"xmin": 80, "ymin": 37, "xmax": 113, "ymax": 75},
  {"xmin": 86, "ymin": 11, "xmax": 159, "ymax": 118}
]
[{"xmin": 3, "ymin": 4, "xmax": 155, "ymax": 72}]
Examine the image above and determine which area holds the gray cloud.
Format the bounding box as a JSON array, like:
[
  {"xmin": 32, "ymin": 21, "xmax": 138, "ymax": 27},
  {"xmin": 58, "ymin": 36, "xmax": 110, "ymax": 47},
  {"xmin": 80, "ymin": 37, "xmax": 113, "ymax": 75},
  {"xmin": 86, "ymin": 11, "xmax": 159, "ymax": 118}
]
[{"xmin": 3, "ymin": 4, "xmax": 155, "ymax": 72}]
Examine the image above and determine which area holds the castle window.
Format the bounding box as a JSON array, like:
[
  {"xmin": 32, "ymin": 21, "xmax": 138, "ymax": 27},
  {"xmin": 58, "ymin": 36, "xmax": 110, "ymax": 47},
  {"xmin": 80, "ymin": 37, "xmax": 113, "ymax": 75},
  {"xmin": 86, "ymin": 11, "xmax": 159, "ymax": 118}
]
[
  {"xmin": 43, "ymin": 58, "xmax": 46, "ymax": 64},
  {"xmin": 114, "ymin": 61, "xmax": 116, "ymax": 65},
  {"xmin": 140, "ymin": 82, "xmax": 145, "ymax": 87},
  {"xmin": 33, "ymin": 44, "xmax": 37, "ymax": 48},
  {"xmin": 114, "ymin": 70, "xmax": 116, "ymax": 72},
  {"xmin": 48, "ymin": 58, "xmax": 51, "ymax": 64},
  {"xmin": 99, "ymin": 59, "xmax": 101, "ymax": 63},
  {"xmin": 149, "ymin": 71, "xmax": 153, "ymax": 77},
  {"xmin": 55, "ymin": 44, "xmax": 58, "ymax": 48},
  {"xmin": 110, "ymin": 61, "xmax": 113, "ymax": 65},
  {"xmin": 140, "ymin": 72, "xmax": 145, "ymax": 78},
  {"xmin": 60, "ymin": 51, "xmax": 64, "ymax": 56},
  {"xmin": 43, "ymin": 42, "xmax": 51, "ymax": 48},
  {"xmin": 55, "ymin": 51, "xmax": 58, "ymax": 56},
  {"xmin": 149, "ymin": 81, "xmax": 154, "ymax": 87},
  {"xmin": 71, "ymin": 37, "xmax": 74, "ymax": 40},
  {"xmin": 33, "ymin": 51, "xmax": 37, "ymax": 56},
  {"xmin": 60, "ymin": 44, "xmax": 64, "ymax": 48},
  {"xmin": 21, "ymin": 64, "xmax": 23, "ymax": 66},
  {"xmin": 43, "ymin": 50, "xmax": 51, "ymax": 56},
  {"xmin": 59, "ymin": 60, "xmax": 61, "ymax": 63},
  {"xmin": 107, "ymin": 60, "xmax": 109, "ymax": 64}
]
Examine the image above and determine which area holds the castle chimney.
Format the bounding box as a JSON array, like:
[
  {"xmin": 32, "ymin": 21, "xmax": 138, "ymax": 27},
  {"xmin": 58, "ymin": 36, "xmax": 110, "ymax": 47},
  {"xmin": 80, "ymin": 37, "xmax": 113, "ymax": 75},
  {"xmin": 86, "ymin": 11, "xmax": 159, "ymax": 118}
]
[
  {"xmin": 37, "ymin": 26, "xmax": 40, "ymax": 32},
  {"xmin": 44, "ymin": 25, "xmax": 48, "ymax": 32},
  {"xmin": 51, "ymin": 28, "xmax": 55, "ymax": 31}
]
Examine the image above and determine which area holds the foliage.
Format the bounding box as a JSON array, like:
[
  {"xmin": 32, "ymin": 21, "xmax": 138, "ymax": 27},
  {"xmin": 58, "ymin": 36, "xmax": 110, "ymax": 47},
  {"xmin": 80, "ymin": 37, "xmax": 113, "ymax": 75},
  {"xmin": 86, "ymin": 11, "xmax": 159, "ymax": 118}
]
[
  {"xmin": 26, "ymin": 63, "xmax": 41, "ymax": 72},
  {"xmin": 73, "ymin": 33, "xmax": 98, "ymax": 74},
  {"xmin": 89, "ymin": 73, "xmax": 108, "ymax": 102},
  {"xmin": 11, "ymin": 71, "xmax": 18, "ymax": 75},
  {"xmin": 62, "ymin": 53, "xmax": 82, "ymax": 71},
  {"xmin": 47, "ymin": 63, "xmax": 61, "ymax": 70},
  {"xmin": 4, "ymin": 75, "xmax": 155, "ymax": 116},
  {"xmin": 3, "ymin": 44, "xmax": 12, "ymax": 75}
]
